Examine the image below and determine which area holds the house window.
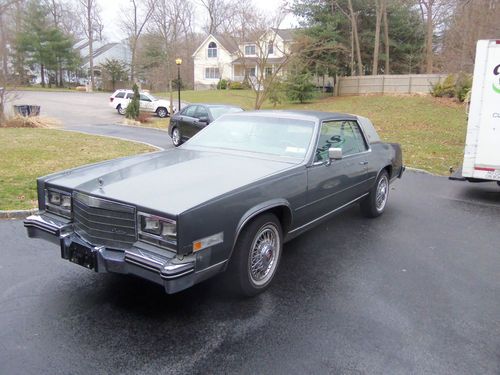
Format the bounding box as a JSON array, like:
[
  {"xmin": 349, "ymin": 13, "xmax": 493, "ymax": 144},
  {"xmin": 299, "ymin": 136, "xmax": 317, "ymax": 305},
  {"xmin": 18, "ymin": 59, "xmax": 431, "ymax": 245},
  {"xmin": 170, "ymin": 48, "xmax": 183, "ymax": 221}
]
[
  {"xmin": 265, "ymin": 67, "xmax": 273, "ymax": 76},
  {"xmin": 244, "ymin": 44, "xmax": 256, "ymax": 55},
  {"xmin": 268, "ymin": 41, "xmax": 274, "ymax": 55},
  {"xmin": 205, "ymin": 67, "xmax": 220, "ymax": 79},
  {"xmin": 246, "ymin": 67, "xmax": 256, "ymax": 77},
  {"xmin": 208, "ymin": 42, "xmax": 217, "ymax": 58}
]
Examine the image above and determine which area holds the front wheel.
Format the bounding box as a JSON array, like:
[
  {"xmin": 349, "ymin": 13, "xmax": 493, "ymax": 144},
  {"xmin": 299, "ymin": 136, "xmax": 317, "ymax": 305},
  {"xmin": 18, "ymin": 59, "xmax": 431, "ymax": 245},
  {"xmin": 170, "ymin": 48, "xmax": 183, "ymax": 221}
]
[
  {"xmin": 156, "ymin": 107, "xmax": 168, "ymax": 118},
  {"xmin": 360, "ymin": 170, "xmax": 389, "ymax": 218},
  {"xmin": 171, "ymin": 127, "xmax": 182, "ymax": 147},
  {"xmin": 117, "ymin": 105, "xmax": 126, "ymax": 115},
  {"xmin": 227, "ymin": 213, "xmax": 283, "ymax": 297}
]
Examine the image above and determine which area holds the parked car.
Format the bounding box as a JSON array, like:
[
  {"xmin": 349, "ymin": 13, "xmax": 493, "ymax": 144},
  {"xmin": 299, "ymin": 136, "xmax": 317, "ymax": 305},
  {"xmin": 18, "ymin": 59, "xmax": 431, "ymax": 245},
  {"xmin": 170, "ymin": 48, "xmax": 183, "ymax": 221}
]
[
  {"xmin": 109, "ymin": 89, "xmax": 175, "ymax": 118},
  {"xmin": 168, "ymin": 103, "xmax": 243, "ymax": 146},
  {"xmin": 24, "ymin": 111, "xmax": 404, "ymax": 296}
]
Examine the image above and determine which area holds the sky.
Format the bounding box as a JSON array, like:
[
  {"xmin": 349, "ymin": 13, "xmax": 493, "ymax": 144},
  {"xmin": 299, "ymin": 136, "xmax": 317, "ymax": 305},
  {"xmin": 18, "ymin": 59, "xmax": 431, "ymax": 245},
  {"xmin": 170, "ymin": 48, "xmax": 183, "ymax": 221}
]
[{"xmin": 99, "ymin": 0, "xmax": 298, "ymax": 43}]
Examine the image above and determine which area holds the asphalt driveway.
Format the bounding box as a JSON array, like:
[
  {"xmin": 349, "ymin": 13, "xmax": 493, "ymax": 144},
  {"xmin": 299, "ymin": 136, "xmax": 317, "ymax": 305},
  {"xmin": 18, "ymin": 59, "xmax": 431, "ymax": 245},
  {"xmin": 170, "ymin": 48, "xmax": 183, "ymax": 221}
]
[
  {"xmin": 1, "ymin": 172, "xmax": 499, "ymax": 374},
  {"xmin": 8, "ymin": 90, "xmax": 185, "ymax": 149}
]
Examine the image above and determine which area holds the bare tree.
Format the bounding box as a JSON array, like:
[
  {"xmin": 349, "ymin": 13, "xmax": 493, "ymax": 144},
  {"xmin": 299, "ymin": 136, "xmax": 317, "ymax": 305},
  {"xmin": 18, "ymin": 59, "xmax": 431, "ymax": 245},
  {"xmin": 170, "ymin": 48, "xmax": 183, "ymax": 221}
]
[
  {"xmin": 440, "ymin": 0, "xmax": 500, "ymax": 72},
  {"xmin": 198, "ymin": 0, "xmax": 235, "ymax": 34},
  {"xmin": 226, "ymin": 5, "xmax": 295, "ymax": 109},
  {"xmin": 78, "ymin": 0, "xmax": 103, "ymax": 91},
  {"xmin": 0, "ymin": 0, "xmax": 21, "ymax": 123},
  {"xmin": 334, "ymin": 0, "xmax": 363, "ymax": 76},
  {"xmin": 121, "ymin": 0, "xmax": 155, "ymax": 82},
  {"xmin": 382, "ymin": 0, "xmax": 389, "ymax": 74},
  {"xmin": 417, "ymin": 0, "xmax": 453, "ymax": 73},
  {"xmin": 372, "ymin": 0, "xmax": 383, "ymax": 74}
]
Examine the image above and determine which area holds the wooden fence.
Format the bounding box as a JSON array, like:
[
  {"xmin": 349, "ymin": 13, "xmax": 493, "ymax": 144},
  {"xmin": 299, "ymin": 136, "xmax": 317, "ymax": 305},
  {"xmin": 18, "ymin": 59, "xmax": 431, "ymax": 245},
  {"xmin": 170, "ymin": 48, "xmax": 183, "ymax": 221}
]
[{"xmin": 335, "ymin": 74, "xmax": 448, "ymax": 96}]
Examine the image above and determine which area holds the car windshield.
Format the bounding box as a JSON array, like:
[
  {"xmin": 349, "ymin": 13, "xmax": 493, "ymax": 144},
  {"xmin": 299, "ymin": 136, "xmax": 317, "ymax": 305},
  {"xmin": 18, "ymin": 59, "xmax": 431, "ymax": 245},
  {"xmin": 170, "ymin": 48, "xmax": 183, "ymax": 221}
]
[
  {"xmin": 187, "ymin": 115, "xmax": 315, "ymax": 159},
  {"xmin": 210, "ymin": 106, "xmax": 243, "ymax": 120}
]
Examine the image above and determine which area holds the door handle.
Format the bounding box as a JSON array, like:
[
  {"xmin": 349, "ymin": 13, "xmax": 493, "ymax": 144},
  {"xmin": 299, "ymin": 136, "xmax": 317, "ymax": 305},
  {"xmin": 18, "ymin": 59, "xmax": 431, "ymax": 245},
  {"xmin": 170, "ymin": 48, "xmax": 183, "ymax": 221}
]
[{"xmin": 359, "ymin": 161, "xmax": 368, "ymax": 165}]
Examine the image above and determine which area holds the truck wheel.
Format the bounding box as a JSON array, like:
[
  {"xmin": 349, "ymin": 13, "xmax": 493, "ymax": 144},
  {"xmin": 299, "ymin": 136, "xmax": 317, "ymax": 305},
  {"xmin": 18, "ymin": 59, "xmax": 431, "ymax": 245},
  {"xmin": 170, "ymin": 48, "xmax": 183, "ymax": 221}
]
[
  {"xmin": 360, "ymin": 170, "xmax": 389, "ymax": 218},
  {"xmin": 171, "ymin": 127, "xmax": 182, "ymax": 147},
  {"xmin": 228, "ymin": 213, "xmax": 282, "ymax": 297},
  {"xmin": 157, "ymin": 107, "xmax": 168, "ymax": 118},
  {"xmin": 117, "ymin": 105, "xmax": 126, "ymax": 115}
]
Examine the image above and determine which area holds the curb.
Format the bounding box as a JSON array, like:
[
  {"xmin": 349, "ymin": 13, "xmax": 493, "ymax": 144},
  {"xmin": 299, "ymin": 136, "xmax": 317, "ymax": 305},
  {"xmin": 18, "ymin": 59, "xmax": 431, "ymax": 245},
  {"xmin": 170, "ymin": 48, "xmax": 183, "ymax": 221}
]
[{"xmin": 0, "ymin": 208, "xmax": 38, "ymax": 220}]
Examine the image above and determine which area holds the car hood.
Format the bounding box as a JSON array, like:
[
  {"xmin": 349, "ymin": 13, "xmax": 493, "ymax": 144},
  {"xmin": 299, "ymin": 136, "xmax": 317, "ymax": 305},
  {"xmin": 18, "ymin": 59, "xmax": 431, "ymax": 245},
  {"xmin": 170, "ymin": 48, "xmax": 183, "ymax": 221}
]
[
  {"xmin": 43, "ymin": 149, "xmax": 296, "ymax": 215},
  {"xmin": 155, "ymin": 99, "xmax": 171, "ymax": 106}
]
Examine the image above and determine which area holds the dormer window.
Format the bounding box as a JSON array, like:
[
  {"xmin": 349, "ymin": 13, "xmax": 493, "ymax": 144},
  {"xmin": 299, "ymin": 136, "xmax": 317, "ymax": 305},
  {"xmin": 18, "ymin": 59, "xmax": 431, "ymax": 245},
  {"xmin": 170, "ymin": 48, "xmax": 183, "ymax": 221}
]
[
  {"xmin": 208, "ymin": 42, "xmax": 217, "ymax": 58},
  {"xmin": 268, "ymin": 41, "xmax": 274, "ymax": 55},
  {"xmin": 244, "ymin": 44, "xmax": 256, "ymax": 56}
]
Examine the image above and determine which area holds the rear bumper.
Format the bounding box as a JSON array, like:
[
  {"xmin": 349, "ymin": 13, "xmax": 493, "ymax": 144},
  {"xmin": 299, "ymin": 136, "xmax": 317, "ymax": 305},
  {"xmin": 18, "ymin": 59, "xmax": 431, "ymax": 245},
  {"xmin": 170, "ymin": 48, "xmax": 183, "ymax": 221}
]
[{"xmin": 24, "ymin": 213, "xmax": 225, "ymax": 294}]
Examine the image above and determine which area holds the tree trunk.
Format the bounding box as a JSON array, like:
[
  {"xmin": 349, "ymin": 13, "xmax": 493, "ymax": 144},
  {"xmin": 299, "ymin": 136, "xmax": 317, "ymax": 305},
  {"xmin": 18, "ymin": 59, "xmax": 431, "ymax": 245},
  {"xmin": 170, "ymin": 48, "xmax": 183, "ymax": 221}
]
[
  {"xmin": 425, "ymin": 1, "xmax": 433, "ymax": 73},
  {"xmin": 41, "ymin": 64, "xmax": 45, "ymax": 87},
  {"xmin": 88, "ymin": 0, "xmax": 94, "ymax": 91},
  {"xmin": 372, "ymin": 0, "xmax": 382, "ymax": 75},
  {"xmin": 348, "ymin": 0, "xmax": 363, "ymax": 76},
  {"xmin": 382, "ymin": 0, "xmax": 390, "ymax": 74}
]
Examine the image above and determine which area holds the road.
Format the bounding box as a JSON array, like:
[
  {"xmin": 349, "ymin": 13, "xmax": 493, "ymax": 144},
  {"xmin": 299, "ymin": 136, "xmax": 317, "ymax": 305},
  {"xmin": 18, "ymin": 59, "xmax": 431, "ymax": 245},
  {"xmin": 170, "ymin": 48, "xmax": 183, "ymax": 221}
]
[
  {"xmin": 8, "ymin": 90, "xmax": 187, "ymax": 149},
  {"xmin": 1, "ymin": 172, "xmax": 499, "ymax": 374}
]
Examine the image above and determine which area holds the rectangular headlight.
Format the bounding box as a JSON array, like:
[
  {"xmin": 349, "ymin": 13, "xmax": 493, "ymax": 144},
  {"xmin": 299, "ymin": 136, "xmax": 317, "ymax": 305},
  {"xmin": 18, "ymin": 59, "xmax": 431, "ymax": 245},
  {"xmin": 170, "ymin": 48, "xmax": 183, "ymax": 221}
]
[
  {"xmin": 45, "ymin": 189, "xmax": 72, "ymax": 218},
  {"xmin": 138, "ymin": 212, "xmax": 177, "ymax": 248}
]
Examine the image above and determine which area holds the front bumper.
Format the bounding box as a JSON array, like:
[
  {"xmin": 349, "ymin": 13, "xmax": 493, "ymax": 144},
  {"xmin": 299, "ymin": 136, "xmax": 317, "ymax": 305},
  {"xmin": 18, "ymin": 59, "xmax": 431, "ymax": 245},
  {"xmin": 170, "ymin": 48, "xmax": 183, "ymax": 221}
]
[{"xmin": 24, "ymin": 213, "xmax": 224, "ymax": 294}]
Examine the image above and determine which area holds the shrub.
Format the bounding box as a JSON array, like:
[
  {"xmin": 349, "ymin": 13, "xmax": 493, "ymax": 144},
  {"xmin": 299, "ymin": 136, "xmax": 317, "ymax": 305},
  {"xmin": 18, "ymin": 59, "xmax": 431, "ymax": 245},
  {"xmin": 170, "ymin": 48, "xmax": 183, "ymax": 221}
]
[
  {"xmin": 285, "ymin": 71, "xmax": 315, "ymax": 103},
  {"xmin": 125, "ymin": 83, "xmax": 140, "ymax": 120},
  {"xmin": 455, "ymin": 72, "xmax": 472, "ymax": 102},
  {"xmin": 229, "ymin": 81, "xmax": 243, "ymax": 90},
  {"xmin": 267, "ymin": 79, "xmax": 286, "ymax": 107},
  {"xmin": 217, "ymin": 79, "xmax": 228, "ymax": 90},
  {"xmin": 430, "ymin": 73, "xmax": 472, "ymax": 102}
]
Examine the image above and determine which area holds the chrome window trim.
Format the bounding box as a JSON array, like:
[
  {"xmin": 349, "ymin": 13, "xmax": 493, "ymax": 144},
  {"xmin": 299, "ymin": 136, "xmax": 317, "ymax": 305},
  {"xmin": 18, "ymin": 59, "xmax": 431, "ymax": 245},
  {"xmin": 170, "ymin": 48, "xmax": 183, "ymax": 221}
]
[{"xmin": 311, "ymin": 119, "xmax": 372, "ymax": 166}]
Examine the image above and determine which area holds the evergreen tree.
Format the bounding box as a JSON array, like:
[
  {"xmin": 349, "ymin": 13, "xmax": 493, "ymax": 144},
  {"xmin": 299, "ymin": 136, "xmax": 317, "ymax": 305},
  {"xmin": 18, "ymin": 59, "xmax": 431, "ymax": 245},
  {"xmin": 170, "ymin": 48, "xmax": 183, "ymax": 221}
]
[
  {"xmin": 125, "ymin": 83, "xmax": 140, "ymax": 120},
  {"xmin": 285, "ymin": 70, "xmax": 316, "ymax": 103},
  {"xmin": 100, "ymin": 59, "xmax": 128, "ymax": 91}
]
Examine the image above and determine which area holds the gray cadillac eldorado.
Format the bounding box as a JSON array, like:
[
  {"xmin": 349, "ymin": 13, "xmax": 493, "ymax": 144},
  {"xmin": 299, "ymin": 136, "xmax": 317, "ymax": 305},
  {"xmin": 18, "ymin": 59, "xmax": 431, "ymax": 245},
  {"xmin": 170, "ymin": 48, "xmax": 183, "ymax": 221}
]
[{"xmin": 24, "ymin": 110, "xmax": 404, "ymax": 296}]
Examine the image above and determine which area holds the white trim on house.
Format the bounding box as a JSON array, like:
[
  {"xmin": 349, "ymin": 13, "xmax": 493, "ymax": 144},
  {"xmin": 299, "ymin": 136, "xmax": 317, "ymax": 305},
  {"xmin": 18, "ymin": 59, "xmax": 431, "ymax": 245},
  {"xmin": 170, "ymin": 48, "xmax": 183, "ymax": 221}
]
[{"xmin": 192, "ymin": 29, "xmax": 295, "ymax": 90}]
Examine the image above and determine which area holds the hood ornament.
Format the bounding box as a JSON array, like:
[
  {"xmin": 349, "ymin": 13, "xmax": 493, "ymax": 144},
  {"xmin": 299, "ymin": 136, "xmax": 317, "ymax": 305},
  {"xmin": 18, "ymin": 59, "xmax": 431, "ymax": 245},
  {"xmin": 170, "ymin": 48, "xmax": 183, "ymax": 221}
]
[{"xmin": 98, "ymin": 177, "xmax": 104, "ymax": 186}]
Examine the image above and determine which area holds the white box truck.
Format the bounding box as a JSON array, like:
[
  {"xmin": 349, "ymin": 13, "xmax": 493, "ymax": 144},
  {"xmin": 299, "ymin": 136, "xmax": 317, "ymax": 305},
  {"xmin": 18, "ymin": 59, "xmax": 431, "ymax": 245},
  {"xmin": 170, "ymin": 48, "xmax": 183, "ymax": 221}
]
[{"xmin": 452, "ymin": 40, "xmax": 500, "ymax": 184}]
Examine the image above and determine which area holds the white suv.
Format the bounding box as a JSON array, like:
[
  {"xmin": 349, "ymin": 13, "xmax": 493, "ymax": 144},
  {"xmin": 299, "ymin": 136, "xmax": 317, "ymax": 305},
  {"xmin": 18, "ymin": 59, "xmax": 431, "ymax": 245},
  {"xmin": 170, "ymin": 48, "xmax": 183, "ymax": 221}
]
[{"xmin": 109, "ymin": 89, "xmax": 175, "ymax": 118}]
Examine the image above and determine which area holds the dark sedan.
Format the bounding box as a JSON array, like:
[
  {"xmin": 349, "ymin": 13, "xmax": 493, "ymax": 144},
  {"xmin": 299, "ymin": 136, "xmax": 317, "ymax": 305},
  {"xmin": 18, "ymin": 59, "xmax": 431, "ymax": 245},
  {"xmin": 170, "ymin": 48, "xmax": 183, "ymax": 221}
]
[
  {"xmin": 24, "ymin": 111, "xmax": 404, "ymax": 296},
  {"xmin": 168, "ymin": 103, "xmax": 243, "ymax": 146}
]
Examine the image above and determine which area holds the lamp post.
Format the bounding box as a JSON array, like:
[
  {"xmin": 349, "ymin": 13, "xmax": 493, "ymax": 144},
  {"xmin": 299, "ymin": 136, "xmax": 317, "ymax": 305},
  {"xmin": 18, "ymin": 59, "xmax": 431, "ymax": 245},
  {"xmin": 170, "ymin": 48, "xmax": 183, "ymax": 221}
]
[{"xmin": 175, "ymin": 58, "xmax": 182, "ymax": 112}]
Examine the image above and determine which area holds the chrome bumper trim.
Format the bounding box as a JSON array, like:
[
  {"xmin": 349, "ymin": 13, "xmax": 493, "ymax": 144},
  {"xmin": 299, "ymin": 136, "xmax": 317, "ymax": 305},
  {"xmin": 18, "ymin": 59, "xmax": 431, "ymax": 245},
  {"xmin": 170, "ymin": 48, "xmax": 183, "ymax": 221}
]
[
  {"xmin": 24, "ymin": 214, "xmax": 72, "ymax": 244},
  {"xmin": 124, "ymin": 248, "xmax": 195, "ymax": 280}
]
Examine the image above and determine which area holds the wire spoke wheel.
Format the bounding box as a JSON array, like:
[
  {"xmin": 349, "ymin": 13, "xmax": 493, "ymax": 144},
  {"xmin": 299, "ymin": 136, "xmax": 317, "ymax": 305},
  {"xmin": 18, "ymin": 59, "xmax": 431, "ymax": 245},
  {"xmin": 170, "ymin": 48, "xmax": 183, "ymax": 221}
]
[
  {"xmin": 248, "ymin": 223, "xmax": 280, "ymax": 286},
  {"xmin": 375, "ymin": 175, "xmax": 389, "ymax": 212}
]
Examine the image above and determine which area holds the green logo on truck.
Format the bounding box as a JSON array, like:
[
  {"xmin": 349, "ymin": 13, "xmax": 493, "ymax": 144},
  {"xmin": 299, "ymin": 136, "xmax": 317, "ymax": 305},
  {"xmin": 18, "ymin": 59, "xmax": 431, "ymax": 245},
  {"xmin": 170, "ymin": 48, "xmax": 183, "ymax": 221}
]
[{"xmin": 494, "ymin": 64, "xmax": 500, "ymax": 94}]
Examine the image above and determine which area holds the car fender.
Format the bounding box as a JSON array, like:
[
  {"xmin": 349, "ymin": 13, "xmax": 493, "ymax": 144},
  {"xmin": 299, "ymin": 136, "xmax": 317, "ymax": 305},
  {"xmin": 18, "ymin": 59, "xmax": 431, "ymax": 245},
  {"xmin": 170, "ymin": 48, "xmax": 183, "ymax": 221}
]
[{"xmin": 229, "ymin": 199, "xmax": 293, "ymax": 260}]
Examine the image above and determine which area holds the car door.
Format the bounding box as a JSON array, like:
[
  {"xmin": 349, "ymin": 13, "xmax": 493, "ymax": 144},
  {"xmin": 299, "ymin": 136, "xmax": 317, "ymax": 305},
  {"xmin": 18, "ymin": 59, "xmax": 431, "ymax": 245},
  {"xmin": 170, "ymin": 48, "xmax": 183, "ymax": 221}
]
[
  {"xmin": 178, "ymin": 105, "xmax": 199, "ymax": 138},
  {"xmin": 303, "ymin": 120, "xmax": 370, "ymax": 222},
  {"xmin": 191, "ymin": 105, "xmax": 211, "ymax": 135},
  {"xmin": 139, "ymin": 94, "xmax": 155, "ymax": 112}
]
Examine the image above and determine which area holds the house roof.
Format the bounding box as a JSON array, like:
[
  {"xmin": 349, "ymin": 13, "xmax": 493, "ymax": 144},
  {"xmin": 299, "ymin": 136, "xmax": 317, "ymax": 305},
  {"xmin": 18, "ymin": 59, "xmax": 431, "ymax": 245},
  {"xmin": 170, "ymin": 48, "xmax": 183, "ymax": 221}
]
[
  {"xmin": 81, "ymin": 43, "xmax": 120, "ymax": 65},
  {"xmin": 212, "ymin": 34, "xmax": 239, "ymax": 53},
  {"xmin": 272, "ymin": 28, "xmax": 299, "ymax": 41}
]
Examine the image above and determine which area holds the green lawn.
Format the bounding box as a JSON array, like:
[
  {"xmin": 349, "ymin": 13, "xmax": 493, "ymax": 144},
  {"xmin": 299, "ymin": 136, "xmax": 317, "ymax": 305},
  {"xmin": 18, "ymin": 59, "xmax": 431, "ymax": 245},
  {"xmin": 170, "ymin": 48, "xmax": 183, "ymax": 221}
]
[
  {"xmin": 0, "ymin": 129, "xmax": 155, "ymax": 210},
  {"xmin": 154, "ymin": 90, "xmax": 467, "ymax": 175}
]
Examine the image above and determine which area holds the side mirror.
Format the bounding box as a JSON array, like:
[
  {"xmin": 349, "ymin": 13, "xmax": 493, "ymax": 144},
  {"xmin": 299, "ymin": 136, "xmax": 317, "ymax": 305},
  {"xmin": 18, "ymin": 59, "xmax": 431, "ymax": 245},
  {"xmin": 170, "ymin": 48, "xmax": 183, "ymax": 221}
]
[
  {"xmin": 198, "ymin": 116, "xmax": 209, "ymax": 124},
  {"xmin": 328, "ymin": 147, "xmax": 342, "ymax": 160}
]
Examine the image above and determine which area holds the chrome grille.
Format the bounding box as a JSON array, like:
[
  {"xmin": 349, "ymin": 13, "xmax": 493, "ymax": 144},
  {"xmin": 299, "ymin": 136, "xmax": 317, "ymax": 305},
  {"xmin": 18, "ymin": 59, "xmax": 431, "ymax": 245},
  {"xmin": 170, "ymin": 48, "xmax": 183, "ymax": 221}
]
[{"xmin": 72, "ymin": 192, "xmax": 136, "ymax": 249}]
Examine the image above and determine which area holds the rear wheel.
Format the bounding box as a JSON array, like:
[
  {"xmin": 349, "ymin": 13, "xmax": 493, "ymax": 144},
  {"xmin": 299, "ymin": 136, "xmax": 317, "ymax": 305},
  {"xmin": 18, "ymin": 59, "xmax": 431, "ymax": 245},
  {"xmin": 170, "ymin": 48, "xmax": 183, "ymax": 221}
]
[
  {"xmin": 171, "ymin": 127, "xmax": 182, "ymax": 147},
  {"xmin": 117, "ymin": 105, "xmax": 126, "ymax": 115},
  {"xmin": 227, "ymin": 213, "xmax": 282, "ymax": 297},
  {"xmin": 157, "ymin": 107, "xmax": 168, "ymax": 118},
  {"xmin": 360, "ymin": 170, "xmax": 389, "ymax": 218}
]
